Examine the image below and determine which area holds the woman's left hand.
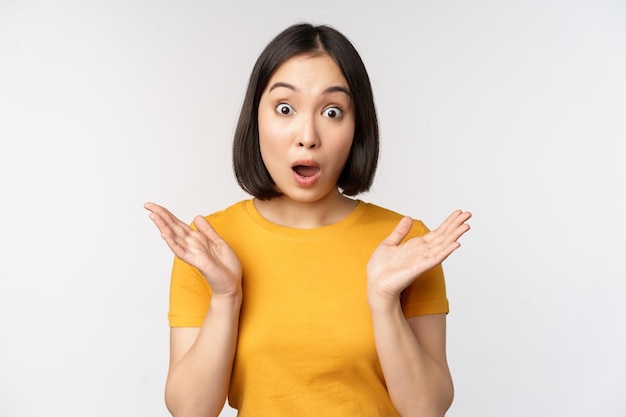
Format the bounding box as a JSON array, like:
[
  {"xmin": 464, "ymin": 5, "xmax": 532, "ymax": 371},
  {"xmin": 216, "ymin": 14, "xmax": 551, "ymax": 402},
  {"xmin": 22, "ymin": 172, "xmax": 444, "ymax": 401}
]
[{"xmin": 367, "ymin": 210, "xmax": 471, "ymax": 305}]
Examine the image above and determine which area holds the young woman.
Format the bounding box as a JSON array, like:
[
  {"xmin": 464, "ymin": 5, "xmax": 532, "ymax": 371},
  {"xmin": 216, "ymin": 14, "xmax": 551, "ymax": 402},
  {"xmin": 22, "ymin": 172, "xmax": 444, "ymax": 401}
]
[{"xmin": 145, "ymin": 23, "xmax": 471, "ymax": 417}]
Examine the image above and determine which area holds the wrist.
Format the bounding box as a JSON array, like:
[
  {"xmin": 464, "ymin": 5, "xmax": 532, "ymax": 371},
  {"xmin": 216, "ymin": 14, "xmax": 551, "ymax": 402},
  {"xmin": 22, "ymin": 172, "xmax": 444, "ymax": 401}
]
[
  {"xmin": 211, "ymin": 290, "xmax": 243, "ymax": 309},
  {"xmin": 367, "ymin": 285, "xmax": 401, "ymax": 314}
]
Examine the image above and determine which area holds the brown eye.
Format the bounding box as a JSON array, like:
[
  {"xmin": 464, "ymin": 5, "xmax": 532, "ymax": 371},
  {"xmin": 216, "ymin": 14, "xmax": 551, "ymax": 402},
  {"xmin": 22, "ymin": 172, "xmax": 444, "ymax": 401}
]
[
  {"xmin": 276, "ymin": 104, "xmax": 294, "ymax": 115},
  {"xmin": 322, "ymin": 107, "xmax": 342, "ymax": 119}
]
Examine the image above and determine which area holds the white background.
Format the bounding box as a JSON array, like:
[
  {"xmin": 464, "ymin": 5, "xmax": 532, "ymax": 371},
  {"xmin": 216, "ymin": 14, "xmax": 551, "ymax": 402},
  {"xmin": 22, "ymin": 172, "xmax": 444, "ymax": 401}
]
[{"xmin": 1, "ymin": 1, "xmax": 625, "ymax": 416}]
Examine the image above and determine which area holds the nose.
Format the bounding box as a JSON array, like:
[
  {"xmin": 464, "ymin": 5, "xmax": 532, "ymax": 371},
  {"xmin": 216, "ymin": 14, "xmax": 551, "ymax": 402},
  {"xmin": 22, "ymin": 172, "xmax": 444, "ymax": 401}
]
[{"xmin": 297, "ymin": 116, "xmax": 320, "ymax": 149}]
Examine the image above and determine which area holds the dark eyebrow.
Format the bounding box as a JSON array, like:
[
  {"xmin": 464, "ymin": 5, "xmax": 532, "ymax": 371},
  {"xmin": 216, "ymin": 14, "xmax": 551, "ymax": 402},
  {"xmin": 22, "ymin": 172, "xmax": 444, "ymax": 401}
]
[
  {"xmin": 268, "ymin": 82, "xmax": 352, "ymax": 98},
  {"xmin": 268, "ymin": 82, "xmax": 297, "ymax": 92},
  {"xmin": 324, "ymin": 86, "xmax": 352, "ymax": 98}
]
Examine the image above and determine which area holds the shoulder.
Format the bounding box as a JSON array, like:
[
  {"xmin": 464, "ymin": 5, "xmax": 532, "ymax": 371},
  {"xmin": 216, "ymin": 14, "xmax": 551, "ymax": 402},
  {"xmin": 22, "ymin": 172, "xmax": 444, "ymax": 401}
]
[
  {"xmin": 186, "ymin": 200, "xmax": 252, "ymax": 240},
  {"xmin": 203, "ymin": 200, "xmax": 250, "ymax": 226},
  {"xmin": 359, "ymin": 201, "xmax": 429, "ymax": 238},
  {"xmin": 199, "ymin": 200, "xmax": 259, "ymax": 247}
]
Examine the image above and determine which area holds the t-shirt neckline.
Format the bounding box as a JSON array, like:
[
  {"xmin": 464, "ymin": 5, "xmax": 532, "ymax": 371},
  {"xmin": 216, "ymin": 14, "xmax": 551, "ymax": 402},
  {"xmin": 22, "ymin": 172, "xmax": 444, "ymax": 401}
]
[{"xmin": 243, "ymin": 199, "xmax": 368, "ymax": 238}]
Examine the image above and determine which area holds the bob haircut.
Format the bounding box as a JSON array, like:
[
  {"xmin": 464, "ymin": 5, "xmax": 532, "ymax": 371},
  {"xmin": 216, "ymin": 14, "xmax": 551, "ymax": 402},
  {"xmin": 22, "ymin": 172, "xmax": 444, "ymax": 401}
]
[{"xmin": 233, "ymin": 23, "xmax": 379, "ymax": 199}]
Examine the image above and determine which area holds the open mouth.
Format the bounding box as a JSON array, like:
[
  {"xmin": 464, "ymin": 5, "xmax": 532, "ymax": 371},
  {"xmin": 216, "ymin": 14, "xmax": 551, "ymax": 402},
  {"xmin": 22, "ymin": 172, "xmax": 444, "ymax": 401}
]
[
  {"xmin": 291, "ymin": 161, "xmax": 321, "ymax": 187},
  {"xmin": 292, "ymin": 165, "xmax": 320, "ymax": 177}
]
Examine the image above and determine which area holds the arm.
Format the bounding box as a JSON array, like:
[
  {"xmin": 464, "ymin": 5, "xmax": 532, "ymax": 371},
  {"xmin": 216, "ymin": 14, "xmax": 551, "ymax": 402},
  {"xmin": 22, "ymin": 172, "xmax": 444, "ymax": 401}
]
[
  {"xmin": 145, "ymin": 202, "xmax": 243, "ymax": 417},
  {"xmin": 165, "ymin": 293, "xmax": 241, "ymax": 417},
  {"xmin": 369, "ymin": 306, "xmax": 452, "ymax": 416},
  {"xmin": 367, "ymin": 210, "xmax": 471, "ymax": 416}
]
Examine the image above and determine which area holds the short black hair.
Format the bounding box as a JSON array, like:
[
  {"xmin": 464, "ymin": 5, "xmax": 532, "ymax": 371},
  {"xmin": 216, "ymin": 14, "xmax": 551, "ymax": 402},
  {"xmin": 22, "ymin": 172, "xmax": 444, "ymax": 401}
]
[{"xmin": 233, "ymin": 23, "xmax": 379, "ymax": 199}]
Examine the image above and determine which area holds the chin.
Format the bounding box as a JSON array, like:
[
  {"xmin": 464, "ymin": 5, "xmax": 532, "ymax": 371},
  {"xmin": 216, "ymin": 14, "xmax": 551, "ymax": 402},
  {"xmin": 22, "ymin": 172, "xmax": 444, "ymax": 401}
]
[{"xmin": 287, "ymin": 188, "xmax": 341, "ymax": 204}]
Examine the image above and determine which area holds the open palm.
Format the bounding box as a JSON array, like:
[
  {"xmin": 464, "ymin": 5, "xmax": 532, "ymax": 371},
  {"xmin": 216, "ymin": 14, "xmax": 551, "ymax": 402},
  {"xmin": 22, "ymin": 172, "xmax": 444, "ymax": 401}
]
[
  {"xmin": 145, "ymin": 202, "xmax": 242, "ymax": 297},
  {"xmin": 367, "ymin": 210, "xmax": 471, "ymax": 300}
]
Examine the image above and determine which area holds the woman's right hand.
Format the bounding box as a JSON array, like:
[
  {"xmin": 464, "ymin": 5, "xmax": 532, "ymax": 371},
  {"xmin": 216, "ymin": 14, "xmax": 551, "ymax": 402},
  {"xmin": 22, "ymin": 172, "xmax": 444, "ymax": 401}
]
[{"xmin": 144, "ymin": 202, "xmax": 242, "ymax": 297}]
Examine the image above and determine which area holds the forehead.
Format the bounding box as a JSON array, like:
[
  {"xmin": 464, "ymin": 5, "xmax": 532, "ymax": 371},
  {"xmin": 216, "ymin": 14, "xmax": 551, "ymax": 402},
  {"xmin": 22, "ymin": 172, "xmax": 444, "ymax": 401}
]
[{"xmin": 267, "ymin": 54, "xmax": 349, "ymax": 88}]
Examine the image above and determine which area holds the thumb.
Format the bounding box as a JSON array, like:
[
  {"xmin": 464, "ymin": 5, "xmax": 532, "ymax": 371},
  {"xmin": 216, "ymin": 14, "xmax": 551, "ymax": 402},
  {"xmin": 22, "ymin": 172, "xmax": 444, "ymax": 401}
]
[
  {"xmin": 193, "ymin": 215, "xmax": 222, "ymax": 242},
  {"xmin": 382, "ymin": 216, "xmax": 413, "ymax": 246}
]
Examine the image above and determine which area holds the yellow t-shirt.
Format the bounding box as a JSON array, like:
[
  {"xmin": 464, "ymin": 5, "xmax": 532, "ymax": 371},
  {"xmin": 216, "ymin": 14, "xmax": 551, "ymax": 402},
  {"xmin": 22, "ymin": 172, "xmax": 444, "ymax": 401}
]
[{"xmin": 169, "ymin": 200, "xmax": 449, "ymax": 416}]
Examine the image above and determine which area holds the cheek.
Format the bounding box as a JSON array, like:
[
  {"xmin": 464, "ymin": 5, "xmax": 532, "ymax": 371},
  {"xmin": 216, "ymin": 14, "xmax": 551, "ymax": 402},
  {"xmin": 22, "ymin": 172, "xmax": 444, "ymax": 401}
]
[
  {"xmin": 258, "ymin": 106, "xmax": 287, "ymax": 141},
  {"xmin": 258, "ymin": 110, "xmax": 277, "ymax": 158},
  {"xmin": 258, "ymin": 127, "xmax": 284, "ymax": 174},
  {"xmin": 259, "ymin": 125, "xmax": 279, "ymax": 151},
  {"xmin": 334, "ymin": 126, "xmax": 355, "ymax": 157}
]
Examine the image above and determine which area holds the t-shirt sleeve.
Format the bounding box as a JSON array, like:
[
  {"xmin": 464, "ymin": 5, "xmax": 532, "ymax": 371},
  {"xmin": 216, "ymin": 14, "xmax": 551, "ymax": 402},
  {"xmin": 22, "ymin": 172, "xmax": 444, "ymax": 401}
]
[
  {"xmin": 400, "ymin": 220, "xmax": 450, "ymax": 318},
  {"xmin": 168, "ymin": 254, "xmax": 212, "ymax": 327}
]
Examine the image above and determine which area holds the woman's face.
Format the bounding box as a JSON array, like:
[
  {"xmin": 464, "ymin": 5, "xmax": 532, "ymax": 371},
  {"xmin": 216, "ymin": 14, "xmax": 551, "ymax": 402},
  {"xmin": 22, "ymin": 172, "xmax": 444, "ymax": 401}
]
[{"xmin": 257, "ymin": 53, "xmax": 355, "ymax": 204}]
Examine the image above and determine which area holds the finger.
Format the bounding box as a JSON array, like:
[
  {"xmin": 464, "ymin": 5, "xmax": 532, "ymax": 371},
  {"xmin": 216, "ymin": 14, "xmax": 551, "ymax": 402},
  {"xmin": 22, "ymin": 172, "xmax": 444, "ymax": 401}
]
[
  {"xmin": 438, "ymin": 210, "xmax": 465, "ymax": 232},
  {"xmin": 145, "ymin": 203, "xmax": 205, "ymax": 260},
  {"xmin": 433, "ymin": 210, "xmax": 471, "ymax": 238},
  {"xmin": 193, "ymin": 215, "xmax": 222, "ymax": 242},
  {"xmin": 159, "ymin": 229, "xmax": 191, "ymax": 259},
  {"xmin": 435, "ymin": 241, "xmax": 462, "ymax": 264},
  {"xmin": 147, "ymin": 207, "xmax": 193, "ymax": 240},
  {"xmin": 382, "ymin": 216, "xmax": 414, "ymax": 246},
  {"xmin": 158, "ymin": 228, "xmax": 181, "ymax": 251},
  {"xmin": 452, "ymin": 211, "xmax": 472, "ymax": 229},
  {"xmin": 148, "ymin": 213, "xmax": 184, "ymax": 249},
  {"xmin": 144, "ymin": 201, "xmax": 159, "ymax": 212},
  {"xmin": 420, "ymin": 216, "xmax": 469, "ymax": 257},
  {"xmin": 444, "ymin": 211, "xmax": 471, "ymax": 241},
  {"xmin": 145, "ymin": 202, "xmax": 179, "ymax": 220},
  {"xmin": 145, "ymin": 202, "xmax": 185, "ymax": 224},
  {"xmin": 445, "ymin": 225, "xmax": 470, "ymax": 249}
]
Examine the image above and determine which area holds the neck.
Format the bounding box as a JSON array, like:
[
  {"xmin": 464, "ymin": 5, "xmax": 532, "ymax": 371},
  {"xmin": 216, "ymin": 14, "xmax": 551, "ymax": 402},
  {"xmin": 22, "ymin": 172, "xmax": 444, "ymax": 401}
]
[{"xmin": 253, "ymin": 189, "xmax": 358, "ymax": 229}]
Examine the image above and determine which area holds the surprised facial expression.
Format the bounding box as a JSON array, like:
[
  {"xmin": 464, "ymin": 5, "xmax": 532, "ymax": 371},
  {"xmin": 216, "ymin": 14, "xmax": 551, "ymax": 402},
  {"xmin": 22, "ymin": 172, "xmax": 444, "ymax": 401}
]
[{"xmin": 257, "ymin": 53, "xmax": 355, "ymax": 203}]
